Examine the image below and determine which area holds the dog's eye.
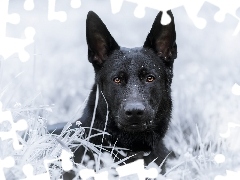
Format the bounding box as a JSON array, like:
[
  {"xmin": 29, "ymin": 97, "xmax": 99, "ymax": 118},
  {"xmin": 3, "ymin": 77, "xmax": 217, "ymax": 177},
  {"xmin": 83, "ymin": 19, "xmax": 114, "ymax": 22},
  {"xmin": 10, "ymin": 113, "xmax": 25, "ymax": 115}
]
[
  {"xmin": 113, "ymin": 77, "xmax": 121, "ymax": 84},
  {"xmin": 146, "ymin": 75, "xmax": 155, "ymax": 82}
]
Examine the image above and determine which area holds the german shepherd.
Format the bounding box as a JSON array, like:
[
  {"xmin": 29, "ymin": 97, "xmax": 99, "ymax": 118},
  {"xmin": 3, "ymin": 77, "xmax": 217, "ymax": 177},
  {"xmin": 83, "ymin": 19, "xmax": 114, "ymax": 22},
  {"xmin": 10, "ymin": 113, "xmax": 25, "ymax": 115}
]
[{"xmin": 51, "ymin": 10, "xmax": 177, "ymax": 179}]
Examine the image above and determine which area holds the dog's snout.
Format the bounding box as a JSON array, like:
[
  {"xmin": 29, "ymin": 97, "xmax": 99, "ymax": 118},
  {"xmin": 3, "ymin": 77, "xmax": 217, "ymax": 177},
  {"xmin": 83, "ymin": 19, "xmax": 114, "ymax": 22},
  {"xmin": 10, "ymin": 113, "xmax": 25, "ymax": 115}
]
[{"xmin": 124, "ymin": 102, "xmax": 145, "ymax": 117}]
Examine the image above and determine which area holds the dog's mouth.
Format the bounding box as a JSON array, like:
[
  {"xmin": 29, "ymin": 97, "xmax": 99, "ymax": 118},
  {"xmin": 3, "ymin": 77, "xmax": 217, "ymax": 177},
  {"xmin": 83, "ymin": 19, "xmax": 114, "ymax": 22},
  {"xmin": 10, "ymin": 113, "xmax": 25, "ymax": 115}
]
[{"xmin": 117, "ymin": 121, "xmax": 152, "ymax": 132}]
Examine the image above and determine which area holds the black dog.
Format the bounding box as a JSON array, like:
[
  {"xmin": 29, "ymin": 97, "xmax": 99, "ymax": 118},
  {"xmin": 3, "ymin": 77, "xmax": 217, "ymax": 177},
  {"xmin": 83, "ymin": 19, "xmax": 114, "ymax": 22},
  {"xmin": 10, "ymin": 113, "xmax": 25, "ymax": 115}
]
[{"xmin": 52, "ymin": 10, "xmax": 177, "ymax": 178}]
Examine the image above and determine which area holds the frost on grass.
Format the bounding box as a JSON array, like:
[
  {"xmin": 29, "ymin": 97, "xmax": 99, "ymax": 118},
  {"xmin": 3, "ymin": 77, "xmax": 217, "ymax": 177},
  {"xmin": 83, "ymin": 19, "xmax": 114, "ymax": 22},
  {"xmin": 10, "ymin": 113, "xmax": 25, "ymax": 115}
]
[
  {"xmin": 0, "ymin": 99, "xmax": 137, "ymax": 179},
  {"xmin": 0, "ymin": 102, "xmax": 85, "ymax": 179}
]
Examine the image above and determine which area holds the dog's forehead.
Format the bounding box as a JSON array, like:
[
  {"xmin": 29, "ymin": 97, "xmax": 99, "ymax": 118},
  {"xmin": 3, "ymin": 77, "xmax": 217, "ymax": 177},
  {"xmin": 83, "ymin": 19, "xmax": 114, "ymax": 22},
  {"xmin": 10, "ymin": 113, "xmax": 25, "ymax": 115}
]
[{"xmin": 105, "ymin": 47, "xmax": 163, "ymax": 71}]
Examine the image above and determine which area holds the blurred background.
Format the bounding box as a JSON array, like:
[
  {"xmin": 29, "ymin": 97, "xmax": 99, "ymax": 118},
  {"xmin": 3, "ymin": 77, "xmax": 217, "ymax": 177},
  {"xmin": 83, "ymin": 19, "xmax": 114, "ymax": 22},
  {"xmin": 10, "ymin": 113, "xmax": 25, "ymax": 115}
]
[{"xmin": 1, "ymin": 0, "xmax": 240, "ymax": 162}]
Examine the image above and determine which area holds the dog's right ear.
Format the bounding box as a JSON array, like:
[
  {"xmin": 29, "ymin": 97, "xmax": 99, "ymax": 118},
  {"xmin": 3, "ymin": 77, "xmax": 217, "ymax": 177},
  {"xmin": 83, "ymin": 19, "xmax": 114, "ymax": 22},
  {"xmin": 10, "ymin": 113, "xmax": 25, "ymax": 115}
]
[
  {"xmin": 86, "ymin": 11, "xmax": 119, "ymax": 69},
  {"xmin": 143, "ymin": 10, "xmax": 177, "ymax": 62}
]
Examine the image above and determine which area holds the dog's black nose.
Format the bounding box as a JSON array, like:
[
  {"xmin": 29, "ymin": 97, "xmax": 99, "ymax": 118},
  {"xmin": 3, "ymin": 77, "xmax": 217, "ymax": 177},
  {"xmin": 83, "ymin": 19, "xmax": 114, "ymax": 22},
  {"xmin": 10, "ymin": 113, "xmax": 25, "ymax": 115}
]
[{"xmin": 124, "ymin": 102, "xmax": 145, "ymax": 118}]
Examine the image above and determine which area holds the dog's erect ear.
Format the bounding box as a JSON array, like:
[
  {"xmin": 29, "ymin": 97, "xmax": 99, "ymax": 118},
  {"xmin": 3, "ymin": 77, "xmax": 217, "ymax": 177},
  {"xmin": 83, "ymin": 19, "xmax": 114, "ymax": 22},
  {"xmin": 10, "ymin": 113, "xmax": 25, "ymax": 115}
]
[
  {"xmin": 86, "ymin": 11, "xmax": 119, "ymax": 67},
  {"xmin": 144, "ymin": 11, "xmax": 177, "ymax": 62}
]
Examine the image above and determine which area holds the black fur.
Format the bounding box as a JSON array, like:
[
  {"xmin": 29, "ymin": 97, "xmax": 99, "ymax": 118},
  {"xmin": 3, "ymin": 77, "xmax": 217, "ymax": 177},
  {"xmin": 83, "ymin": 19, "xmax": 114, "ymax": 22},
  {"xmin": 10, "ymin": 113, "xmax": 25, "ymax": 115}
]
[{"xmin": 52, "ymin": 10, "xmax": 177, "ymax": 179}]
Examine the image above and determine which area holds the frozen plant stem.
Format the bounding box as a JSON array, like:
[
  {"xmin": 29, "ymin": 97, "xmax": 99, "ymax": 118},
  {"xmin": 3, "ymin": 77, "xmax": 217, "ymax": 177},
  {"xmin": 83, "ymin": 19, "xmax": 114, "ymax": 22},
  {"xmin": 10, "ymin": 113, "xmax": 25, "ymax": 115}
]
[
  {"xmin": 81, "ymin": 84, "xmax": 99, "ymax": 165},
  {"xmin": 96, "ymin": 90, "xmax": 109, "ymax": 172}
]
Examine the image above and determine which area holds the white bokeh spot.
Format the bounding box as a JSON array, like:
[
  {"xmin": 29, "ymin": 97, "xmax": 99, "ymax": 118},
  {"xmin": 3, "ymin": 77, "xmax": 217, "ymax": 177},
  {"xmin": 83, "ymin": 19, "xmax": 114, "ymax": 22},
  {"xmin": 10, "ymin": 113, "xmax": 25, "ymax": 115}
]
[
  {"xmin": 22, "ymin": 164, "xmax": 34, "ymax": 177},
  {"xmin": 134, "ymin": 4, "xmax": 145, "ymax": 18},
  {"xmin": 71, "ymin": 0, "xmax": 81, "ymax": 9},
  {"xmin": 0, "ymin": 156, "xmax": 15, "ymax": 180},
  {"xmin": 116, "ymin": 159, "xmax": 158, "ymax": 180},
  {"xmin": 60, "ymin": 149, "xmax": 73, "ymax": 172},
  {"xmin": 214, "ymin": 154, "xmax": 225, "ymax": 164},
  {"xmin": 24, "ymin": 0, "xmax": 34, "ymax": 11},
  {"xmin": 214, "ymin": 11, "xmax": 225, "ymax": 22},
  {"xmin": 2, "ymin": 156, "xmax": 15, "ymax": 168},
  {"xmin": 220, "ymin": 122, "xmax": 240, "ymax": 138},
  {"xmin": 232, "ymin": 83, "xmax": 240, "ymax": 96},
  {"xmin": 161, "ymin": 11, "xmax": 171, "ymax": 25},
  {"xmin": 79, "ymin": 169, "xmax": 109, "ymax": 180},
  {"xmin": 110, "ymin": 0, "xmax": 123, "ymax": 14},
  {"xmin": 15, "ymin": 119, "xmax": 28, "ymax": 131},
  {"xmin": 215, "ymin": 170, "xmax": 240, "ymax": 180},
  {"xmin": 48, "ymin": 0, "xmax": 67, "ymax": 22},
  {"xmin": 7, "ymin": 13, "xmax": 20, "ymax": 24}
]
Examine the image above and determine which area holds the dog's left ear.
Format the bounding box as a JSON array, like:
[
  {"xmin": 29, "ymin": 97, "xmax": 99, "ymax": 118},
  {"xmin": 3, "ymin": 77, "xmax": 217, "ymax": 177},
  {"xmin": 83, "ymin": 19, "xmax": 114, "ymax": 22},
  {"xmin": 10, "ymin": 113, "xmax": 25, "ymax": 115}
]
[
  {"xmin": 144, "ymin": 10, "xmax": 177, "ymax": 62},
  {"xmin": 86, "ymin": 11, "xmax": 119, "ymax": 69}
]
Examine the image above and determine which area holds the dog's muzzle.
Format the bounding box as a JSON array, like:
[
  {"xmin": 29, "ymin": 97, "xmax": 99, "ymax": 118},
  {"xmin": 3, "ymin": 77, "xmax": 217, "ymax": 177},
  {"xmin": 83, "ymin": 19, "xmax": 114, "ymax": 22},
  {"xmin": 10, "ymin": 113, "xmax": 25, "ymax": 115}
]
[{"xmin": 117, "ymin": 101, "xmax": 153, "ymax": 132}]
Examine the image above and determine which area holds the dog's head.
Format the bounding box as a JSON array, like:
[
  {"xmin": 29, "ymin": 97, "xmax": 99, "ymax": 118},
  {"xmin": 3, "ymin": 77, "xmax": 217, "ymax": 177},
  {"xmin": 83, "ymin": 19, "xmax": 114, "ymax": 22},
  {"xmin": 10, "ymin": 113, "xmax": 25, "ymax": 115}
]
[{"xmin": 86, "ymin": 11, "xmax": 177, "ymax": 134}]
